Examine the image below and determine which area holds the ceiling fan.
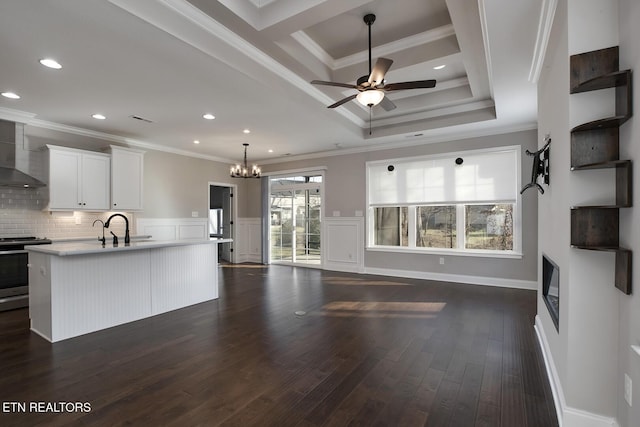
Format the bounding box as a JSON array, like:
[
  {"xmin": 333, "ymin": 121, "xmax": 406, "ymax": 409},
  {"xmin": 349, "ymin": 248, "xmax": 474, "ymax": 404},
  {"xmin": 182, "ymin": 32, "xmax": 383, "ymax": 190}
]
[{"xmin": 311, "ymin": 13, "xmax": 436, "ymax": 112}]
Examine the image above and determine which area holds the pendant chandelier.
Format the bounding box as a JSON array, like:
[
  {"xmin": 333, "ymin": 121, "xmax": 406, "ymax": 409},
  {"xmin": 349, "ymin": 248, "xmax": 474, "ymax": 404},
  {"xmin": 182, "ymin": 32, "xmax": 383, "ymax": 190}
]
[{"xmin": 230, "ymin": 143, "xmax": 261, "ymax": 178}]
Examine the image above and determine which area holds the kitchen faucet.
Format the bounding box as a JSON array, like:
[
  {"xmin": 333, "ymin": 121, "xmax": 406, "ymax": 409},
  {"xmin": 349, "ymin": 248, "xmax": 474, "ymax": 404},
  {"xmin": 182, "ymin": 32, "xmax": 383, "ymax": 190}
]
[
  {"xmin": 92, "ymin": 219, "xmax": 106, "ymax": 246},
  {"xmin": 104, "ymin": 213, "xmax": 130, "ymax": 245}
]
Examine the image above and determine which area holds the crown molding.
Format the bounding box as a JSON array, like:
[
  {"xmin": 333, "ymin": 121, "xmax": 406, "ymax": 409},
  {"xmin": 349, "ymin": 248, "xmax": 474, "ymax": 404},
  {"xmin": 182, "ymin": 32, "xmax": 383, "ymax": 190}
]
[
  {"xmin": 0, "ymin": 105, "xmax": 536, "ymax": 168},
  {"xmin": 335, "ymin": 24, "xmax": 455, "ymax": 70},
  {"xmin": 292, "ymin": 25, "xmax": 455, "ymax": 71},
  {"xmin": 0, "ymin": 107, "xmax": 37, "ymax": 124},
  {"xmin": 24, "ymin": 116, "xmax": 234, "ymax": 164},
  {"xmin": 290, "ymin": 30, "xmax": 335, "ymax": 68},
  {"xmin": 247, "ymin": 0, "xmax": 278, "ymax": 8},
  {"xmin": 529, "ymin": 0, "xmax": 558, "ymax": 83},
  {"xmin": 371, "ymin": 99, "xmax": 494, "ymax": 127},
  {"xmin": 477, "ymin": 0, "xmax": 495, "ymax": 99},
  {"xmin": 258, "ymin": 121, "xmax": 537, "ymax": 165},
  {"xmin": 109, "ymin": 0, "xmax": 364, "ymax": 128}
]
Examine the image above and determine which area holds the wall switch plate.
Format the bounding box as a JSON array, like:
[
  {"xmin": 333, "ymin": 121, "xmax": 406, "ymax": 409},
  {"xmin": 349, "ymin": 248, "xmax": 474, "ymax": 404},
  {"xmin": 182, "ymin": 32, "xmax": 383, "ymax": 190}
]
[
  {"xmin": 332, "ymin": 211, "xmax": 340, "ymax": 217},
  {"xmin": 192, "ymin": 211, "xmax": 198, "ymax": 218},
  {"xmin": 74, "ymin": 213, "xmax": 81, "ymax": 225},
  {"xmin": 625, "ymin": 373, "xmax": 633, "ymax": 407},
  {"xmin": 439, "ymin": 257, "xmax": 445, "ymax": 265}
]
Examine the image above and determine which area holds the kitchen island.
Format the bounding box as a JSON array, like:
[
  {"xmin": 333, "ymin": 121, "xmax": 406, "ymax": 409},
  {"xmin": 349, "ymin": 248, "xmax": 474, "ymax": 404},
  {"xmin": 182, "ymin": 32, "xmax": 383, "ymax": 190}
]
[{"xmin": 27, "ymin": 238, "xmax": 231, "ymax": 342}]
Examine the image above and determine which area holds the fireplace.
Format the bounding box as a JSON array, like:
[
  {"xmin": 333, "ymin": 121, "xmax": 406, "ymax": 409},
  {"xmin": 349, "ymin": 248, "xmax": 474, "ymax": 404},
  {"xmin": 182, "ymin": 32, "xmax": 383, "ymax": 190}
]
[{"xmin": 542, "ymin": 254, "xmax": 559, "ymax": 331}]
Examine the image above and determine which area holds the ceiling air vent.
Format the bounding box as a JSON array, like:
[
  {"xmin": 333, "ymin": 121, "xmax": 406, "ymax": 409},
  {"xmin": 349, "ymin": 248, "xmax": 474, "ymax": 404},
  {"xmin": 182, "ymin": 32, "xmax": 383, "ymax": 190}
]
[{"xmin": 129, "ymin": 115, "xmax": 153, "ymax": 123}]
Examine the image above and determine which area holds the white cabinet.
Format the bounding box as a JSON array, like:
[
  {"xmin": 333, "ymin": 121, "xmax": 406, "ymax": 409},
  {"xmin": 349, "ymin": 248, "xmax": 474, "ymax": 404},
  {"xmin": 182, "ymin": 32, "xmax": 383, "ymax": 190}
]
[
  {"xmin": 109, "ymin": 146, "xmax": 144, "ymax": 211},
  {"xmin": 47, "ymin": 145, "xmax": 110, "ymax": 211}
]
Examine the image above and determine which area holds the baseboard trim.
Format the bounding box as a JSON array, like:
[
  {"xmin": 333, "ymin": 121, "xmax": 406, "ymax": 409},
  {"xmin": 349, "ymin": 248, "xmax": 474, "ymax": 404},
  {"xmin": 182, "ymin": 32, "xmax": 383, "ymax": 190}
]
[
  {"xmin": 363, "ymin": 267, "xmax": 537, "ymax": 290},
  {"xmin": 534, "ymin": 315, "xmax": 565, "ymax": 427},
  {"xmin": 534, "ymin": 316, "xmax": 619, "ymax": 427},
  {"xmin": 324, "ymin": 261, "xmax": 365, "ymax": 274},
  {"xmin": 236, "ymin": 254, "xmax": 262, "ymax": 264}
]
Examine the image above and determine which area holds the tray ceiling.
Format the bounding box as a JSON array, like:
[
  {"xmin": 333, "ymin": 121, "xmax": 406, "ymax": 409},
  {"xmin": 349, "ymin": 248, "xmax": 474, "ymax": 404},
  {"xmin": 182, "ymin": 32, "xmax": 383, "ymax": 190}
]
[{"xmin": 0, "ymin": 0, "xmax": 542, "ymax": 162}]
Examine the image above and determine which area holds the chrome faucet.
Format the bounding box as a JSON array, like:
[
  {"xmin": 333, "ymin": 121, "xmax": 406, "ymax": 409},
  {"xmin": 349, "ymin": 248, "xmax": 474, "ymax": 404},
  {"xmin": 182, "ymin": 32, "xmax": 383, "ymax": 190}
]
[
  {"xmin": 104, "ymin": 213, "xmax": 130, "ymax": 245},
  {"xmin": 92, "ymin": 219, "xmax": 106, "ymax": 246}
]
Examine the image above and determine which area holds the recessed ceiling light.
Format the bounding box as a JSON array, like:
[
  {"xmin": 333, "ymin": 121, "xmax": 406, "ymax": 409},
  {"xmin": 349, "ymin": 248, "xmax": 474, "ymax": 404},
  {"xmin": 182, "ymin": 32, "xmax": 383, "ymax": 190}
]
[
  {"xmin": 243, "ymin": 129, "xmax": 250, "ymax": 134},
  {"xmin": 193, "ymin": 140, "xmax": 200, "ymax": 144},
  {"xmin": 39, "ymin": 58, "xmax": 62, "ymax": 69},
  {"xmin": 268, "ymin": 149, "xmax": 273, "ymax": 153},
  {"xmin": 203, "ymin": 113, "xmax": 215, "ymax": 120},
  {"xmin": 433, "ymin": 65, "xmax": 446, "ymax": 70},
  {"xmin": 92, "ymin": 114, "xmax": 106, "ymax": 120},
  {"xmin": 1, "ymin": 92, "xmax": 20, "ymax": 99}
]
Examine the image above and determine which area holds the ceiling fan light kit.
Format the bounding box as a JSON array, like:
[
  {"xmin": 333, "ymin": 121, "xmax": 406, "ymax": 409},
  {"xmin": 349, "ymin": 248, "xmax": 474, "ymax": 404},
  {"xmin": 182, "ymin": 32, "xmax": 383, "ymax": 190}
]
[{"xmin": 357, "ymin": 89, "xmax": 385, "ymax": 107}]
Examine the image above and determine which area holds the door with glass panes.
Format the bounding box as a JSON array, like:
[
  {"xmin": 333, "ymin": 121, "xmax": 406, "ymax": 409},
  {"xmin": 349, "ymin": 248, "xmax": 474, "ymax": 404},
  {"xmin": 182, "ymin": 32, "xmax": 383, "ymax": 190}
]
[{"xmin": 269, "ymin": 175, "xmax": 322, "ymax": 266}]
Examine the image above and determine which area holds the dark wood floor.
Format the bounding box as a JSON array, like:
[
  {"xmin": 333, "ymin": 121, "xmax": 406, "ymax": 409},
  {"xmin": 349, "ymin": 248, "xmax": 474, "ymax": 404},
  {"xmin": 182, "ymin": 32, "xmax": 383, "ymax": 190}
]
[{"xmin": 0, "ymin": 265, "xmax": 558, "ymax": 427}]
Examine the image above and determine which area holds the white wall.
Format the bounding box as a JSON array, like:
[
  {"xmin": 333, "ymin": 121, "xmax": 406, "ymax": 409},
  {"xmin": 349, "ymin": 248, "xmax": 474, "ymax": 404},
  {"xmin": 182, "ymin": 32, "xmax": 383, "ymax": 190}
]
[
  {"xmin": 617, "ymin": 0, "xmax": 640, "ymax": 425},
  {"xmin": 537, "ymin": 0, "xmax": 640, "ymax": 425}
]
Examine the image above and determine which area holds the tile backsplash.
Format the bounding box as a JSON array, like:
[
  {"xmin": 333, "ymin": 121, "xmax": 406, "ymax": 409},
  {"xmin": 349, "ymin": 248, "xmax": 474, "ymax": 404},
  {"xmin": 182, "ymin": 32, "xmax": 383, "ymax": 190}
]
[{"xmin": 0, "ymin": 187, "xmax": 133, "ymax": 239}]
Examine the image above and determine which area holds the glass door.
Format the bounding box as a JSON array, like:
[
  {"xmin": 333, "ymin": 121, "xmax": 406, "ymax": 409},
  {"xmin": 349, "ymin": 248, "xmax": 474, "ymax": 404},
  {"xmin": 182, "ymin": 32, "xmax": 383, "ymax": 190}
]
[
  {"xmin": 269, "ymin": 174, "xmax": 323, "ymax": 266},
  {"xmin": 294, "ymin": 189, "xmax": 321, "ymax": 264},
  {"xmin": 270, "ymin": 190, "xmax": 294, "ymax": 263}
]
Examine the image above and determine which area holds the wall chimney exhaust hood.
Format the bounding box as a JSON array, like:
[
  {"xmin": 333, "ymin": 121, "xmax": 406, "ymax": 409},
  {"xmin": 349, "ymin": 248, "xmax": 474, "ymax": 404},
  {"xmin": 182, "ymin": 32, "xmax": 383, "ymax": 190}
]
[{"xmin": 0, "ymin": 119, "xmax": 45, "ymax": 188}]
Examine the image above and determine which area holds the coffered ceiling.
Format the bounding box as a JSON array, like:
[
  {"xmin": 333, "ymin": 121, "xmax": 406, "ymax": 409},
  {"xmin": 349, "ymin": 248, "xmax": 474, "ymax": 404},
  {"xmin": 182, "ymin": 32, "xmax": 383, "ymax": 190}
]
[{"xmin": 0, "ymin": 0, "xmax": 544, "ymax": 163}]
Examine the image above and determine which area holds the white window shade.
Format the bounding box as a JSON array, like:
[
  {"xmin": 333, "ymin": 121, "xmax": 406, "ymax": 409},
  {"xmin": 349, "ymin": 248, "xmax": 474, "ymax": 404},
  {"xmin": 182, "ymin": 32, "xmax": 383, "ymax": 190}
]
[{"xmin": 369, "ymin": 149, "xmax": 518, "ymax": 205}]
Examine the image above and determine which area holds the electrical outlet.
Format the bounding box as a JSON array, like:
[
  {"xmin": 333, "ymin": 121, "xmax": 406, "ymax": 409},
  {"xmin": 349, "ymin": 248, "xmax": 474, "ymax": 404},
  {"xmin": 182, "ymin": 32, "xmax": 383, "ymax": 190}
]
[
  {"xmin": 191, "ymin": 211, "xmax": 198, "ymax": 218},
  {"xmin": 439, "ymin": 257, "xmax": 445, "ymax": 265},
  {"xmin": 625, "ymin": 373, "xmax": 633, "ymax": 407}
]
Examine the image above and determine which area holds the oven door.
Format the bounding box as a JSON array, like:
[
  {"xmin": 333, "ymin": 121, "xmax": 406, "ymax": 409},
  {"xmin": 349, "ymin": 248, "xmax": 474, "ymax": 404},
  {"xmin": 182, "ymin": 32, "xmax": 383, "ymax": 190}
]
[{"xmin": 0, "ymin": 249, "xmax": 29, "ymax": 298}]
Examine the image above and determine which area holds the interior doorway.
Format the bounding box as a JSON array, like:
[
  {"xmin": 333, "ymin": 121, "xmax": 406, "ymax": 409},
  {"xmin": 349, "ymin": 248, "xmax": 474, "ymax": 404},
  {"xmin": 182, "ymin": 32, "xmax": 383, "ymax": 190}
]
[{"xmin": 208, "ymin": 182, "xmax": 236, "ymax": 263}]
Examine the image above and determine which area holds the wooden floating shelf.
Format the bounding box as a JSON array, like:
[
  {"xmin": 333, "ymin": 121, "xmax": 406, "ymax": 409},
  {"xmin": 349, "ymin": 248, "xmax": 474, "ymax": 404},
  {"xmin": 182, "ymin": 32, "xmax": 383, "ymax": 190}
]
[
  {"xmin": 570, "ymin": 70, "xmax": 631, "ymax": 93},
  {"xmin": 571, "ymin": 159, "xmax": 630, "ymax": 170},
  {"xmin": 571, "ymin": 245, "xmax": 624, "ymax": 252},
  {"xmin": 571, "ymin": 116, "xmax": 630, "ymax": 132},
  {"xmin": 569, "ymin": 46, "xmax": 633, "ymax": 295}
]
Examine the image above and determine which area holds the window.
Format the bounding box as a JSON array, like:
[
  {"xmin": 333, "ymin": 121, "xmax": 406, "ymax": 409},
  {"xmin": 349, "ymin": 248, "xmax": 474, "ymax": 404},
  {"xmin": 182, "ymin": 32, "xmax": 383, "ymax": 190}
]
[
  {"xmin": 465, "ymin": 204, "xmax": 513, "ymax": 250},
  {"xmin": 373, "ymin": 207, "xmax": 408, "ymax": 246},
  {"xmin": 417, "ymin": 205, "xmax": 456, "ymax": 248},
  {"xmin": 367, "ymin": 147, "xmax": 521, "ymax": 257}
]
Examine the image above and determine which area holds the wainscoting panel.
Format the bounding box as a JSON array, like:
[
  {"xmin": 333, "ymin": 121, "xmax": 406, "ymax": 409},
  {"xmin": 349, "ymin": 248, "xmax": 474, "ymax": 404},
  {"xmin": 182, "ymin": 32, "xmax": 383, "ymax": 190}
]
[
  {"xmin": 236, "ymin": 218, "xmax": 261, "ymax": 263},
  {"xmin": 136, "ymin": 218, "xmax": 208, "ymax": 241},
  {"xmin": 324, "ymin": 217, "xmax": 364, "ymax": 273}
]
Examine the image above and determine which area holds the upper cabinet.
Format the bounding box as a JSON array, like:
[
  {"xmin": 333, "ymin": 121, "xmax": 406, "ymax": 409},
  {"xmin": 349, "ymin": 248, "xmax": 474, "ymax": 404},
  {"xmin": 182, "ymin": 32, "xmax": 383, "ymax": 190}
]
[
  {"xmin": 47, "ymin": 145, "xmax": 111, "ymax": 211},
  {"xmin": 109, "ymin": 146, "xmax": 145, "ymax": 211}
]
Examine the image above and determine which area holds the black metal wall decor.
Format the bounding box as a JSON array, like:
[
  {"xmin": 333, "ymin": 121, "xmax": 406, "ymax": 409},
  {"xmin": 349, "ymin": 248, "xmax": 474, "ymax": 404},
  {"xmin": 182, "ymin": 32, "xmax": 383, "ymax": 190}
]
[{"xmin": 521, "ymin": 135, "xmax": 551, "ymax": 194}]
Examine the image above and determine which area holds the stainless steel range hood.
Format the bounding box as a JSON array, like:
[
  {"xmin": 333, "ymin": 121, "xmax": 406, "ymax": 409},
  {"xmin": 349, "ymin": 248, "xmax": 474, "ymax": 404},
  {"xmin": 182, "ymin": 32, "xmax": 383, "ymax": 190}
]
[{"xmin": 0, "ymin": 120, "xmax": 46, "ymax": 188}]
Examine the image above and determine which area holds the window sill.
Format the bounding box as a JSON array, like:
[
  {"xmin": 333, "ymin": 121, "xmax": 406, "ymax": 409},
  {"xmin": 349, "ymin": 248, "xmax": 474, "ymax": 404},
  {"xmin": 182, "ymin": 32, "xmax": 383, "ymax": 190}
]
[{"xmin": 365, "ymin": 246, "xmax": 523, "ymax": 259}]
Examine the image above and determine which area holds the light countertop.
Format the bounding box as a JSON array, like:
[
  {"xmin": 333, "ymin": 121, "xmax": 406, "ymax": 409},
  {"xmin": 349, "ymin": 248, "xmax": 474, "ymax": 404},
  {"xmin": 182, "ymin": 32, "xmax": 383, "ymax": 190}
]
[
  {"xmin": 27, "ymin": 238, "xmax": 233, "ymax": 257},
  {"xmin": 50, "ymin": 235, "xmax": 153, "ymax": 243}
]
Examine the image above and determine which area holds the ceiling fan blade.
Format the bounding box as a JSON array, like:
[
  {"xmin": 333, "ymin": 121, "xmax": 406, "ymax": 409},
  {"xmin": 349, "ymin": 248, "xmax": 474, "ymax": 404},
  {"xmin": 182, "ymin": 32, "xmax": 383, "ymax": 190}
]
[
  {"xmin": 311, "ymin": 80, "xmax": 358, "ymax": 89},
  {"xmin": 368, "ymin": 58, "xmax": 393, "ymax": 86},
  {"xmin": 328, "ymin": 94, "xmax": 357, "ymax": 108},
  {"xmin": 379, "ymin": 96, "xmax": 397, "ymax": 111},
  {"xmin": 383, "ymin": 80, "xmax": 436, "ymax": 91}
]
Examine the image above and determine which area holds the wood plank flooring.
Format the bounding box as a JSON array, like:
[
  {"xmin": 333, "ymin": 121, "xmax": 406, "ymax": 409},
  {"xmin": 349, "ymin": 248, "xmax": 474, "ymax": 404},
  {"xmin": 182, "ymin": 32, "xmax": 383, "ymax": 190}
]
[{"xmin": 0, "ymin": 265, "xmax": 558, "ymax": 426}]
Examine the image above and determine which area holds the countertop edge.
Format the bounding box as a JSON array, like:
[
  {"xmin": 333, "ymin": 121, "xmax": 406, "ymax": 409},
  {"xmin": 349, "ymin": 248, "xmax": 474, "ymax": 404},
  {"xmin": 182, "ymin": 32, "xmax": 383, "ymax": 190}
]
[{"xmin": 27, "ymin": 238, "xmax": 233, "ymax": 256}]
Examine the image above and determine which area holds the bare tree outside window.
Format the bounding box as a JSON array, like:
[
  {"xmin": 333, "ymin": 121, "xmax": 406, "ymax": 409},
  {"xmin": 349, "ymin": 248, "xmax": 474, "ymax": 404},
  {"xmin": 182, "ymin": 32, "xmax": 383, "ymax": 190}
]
[
  {"xmin": 374, "ymin": 207, "xmax": 408, "ymax": 246},
  {"xmin": 416, "ymin": 206, "xmax": 457, "ymax": 248},
  {"xmin": 465, "ymin": 204, "xmax": 513, "ymax": 250}
]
